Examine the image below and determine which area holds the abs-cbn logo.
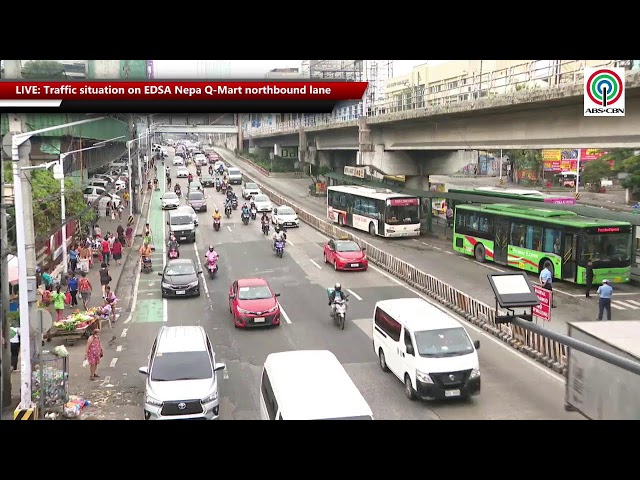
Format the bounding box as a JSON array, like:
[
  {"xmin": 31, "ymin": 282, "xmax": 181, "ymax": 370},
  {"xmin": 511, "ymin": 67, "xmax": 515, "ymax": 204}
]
[
  {"xmin": 584, "ymin": 67, "xmax": 626, "ymax": 117},
  {"xmin": 597, "ymin": 227, "xmax": 621, "ymax": 233}
]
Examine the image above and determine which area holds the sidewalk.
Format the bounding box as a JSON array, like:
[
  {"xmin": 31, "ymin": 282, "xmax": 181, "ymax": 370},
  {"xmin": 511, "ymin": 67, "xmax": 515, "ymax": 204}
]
[{"xmin": 1, "ymin": 192, "xmax": 151, "ymax": 420}]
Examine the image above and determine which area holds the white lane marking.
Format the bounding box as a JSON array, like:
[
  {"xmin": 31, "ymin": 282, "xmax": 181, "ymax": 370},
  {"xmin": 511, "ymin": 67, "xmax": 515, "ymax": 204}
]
[
  {"xmin": 287, "ymin": 239, "xmax": 295, "ymax": 246},
  {"xmin": 121, "ymin": 328, "xmax": 128, "ymax": 338},
  {"xmin": 109, "ymin": 358, "xmax": 118, "ymax": 368},
  {"xmin": 613, "ymin": 300, "xmax": 640, "ymax": 309},
  {"xmin": 309, "ymin": 259, "xmax": 323, "ymax": 270},
  {"xmin": 116, "ymin": 345, "xmax": 122, "ymax": 352},
  {"xmin": 227, "ymin": 225, "xmax": 232, "ymax": 232},
  {"xmin": 162, "ymin": 191, "xmax": 169, "ymax": 322},
  {"xmin": 193, "ymin": 240, "xmax": 210, "ymax": 297},
  {"xmin": 310, "ymin": 228, "xmax": 564, "ymax": 383},
  {"xmin": 347, "ymin": 289, "xmax": 362, "ymax": 301},
  {"xmin": 279, "ymin": 304, "xmax": 292, "ymax": 324},
  {"xmin": 475, "ymin": 262, "xmax": 506, "ymax": 273},
  {"xmin": 446, "ymin": 251, "xmax": 454, "ymax": 255},
  {"xmin": 626, "ymin": 299, "xmax": 640, "ymax": 306},
  {"xmin": 610, "ymin": 302, "xmax": 626, "ymax": 310}
]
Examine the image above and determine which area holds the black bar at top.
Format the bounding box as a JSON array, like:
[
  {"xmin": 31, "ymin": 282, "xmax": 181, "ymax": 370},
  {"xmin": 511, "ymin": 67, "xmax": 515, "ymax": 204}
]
[{"xmin": 0, "ymin": 100, "xmax": 338, "ymax": 114}]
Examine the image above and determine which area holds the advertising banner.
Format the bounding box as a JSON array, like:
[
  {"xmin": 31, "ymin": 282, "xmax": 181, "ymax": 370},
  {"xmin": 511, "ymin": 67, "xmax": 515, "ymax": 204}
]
[
  {"xmin": 533, "ymin": 285, "xmax": 552, "ymax": 322},
  {"xmin": 543, "ymin": 150, "xmax": 562, "ymax": 171},
  {"xmin": 579, "ymin": 149, "xmax": 607, "ymax": 161}
]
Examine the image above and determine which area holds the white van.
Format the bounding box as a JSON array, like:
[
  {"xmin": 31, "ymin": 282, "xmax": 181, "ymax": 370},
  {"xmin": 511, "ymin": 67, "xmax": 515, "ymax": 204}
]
[
  {"xmin": 372, "ymin": 298, "xmax": 481, "ymax": 401},
  {"xmin": 259, "ymin": 350, "xmax": 373, "ymax": 420}
]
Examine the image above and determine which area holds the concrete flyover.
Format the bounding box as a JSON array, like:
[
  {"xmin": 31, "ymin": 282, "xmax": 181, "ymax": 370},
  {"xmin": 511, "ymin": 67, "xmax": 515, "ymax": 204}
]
[{"xmin": 152, "ymin": 124, "xmax": 239, "ymax": 134}]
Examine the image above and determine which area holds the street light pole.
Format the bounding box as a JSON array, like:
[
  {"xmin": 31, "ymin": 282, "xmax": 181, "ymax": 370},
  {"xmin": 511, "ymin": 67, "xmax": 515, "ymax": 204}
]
[{"xmin": 127, "ymin": 140, "xmax": 133, "ymax": 218}]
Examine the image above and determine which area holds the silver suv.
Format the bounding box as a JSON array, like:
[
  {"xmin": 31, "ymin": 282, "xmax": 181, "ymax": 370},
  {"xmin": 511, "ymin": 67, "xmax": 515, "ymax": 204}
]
[{"xmin": 139, "ymin": 326, "xmax": 226, "ymax": 420}]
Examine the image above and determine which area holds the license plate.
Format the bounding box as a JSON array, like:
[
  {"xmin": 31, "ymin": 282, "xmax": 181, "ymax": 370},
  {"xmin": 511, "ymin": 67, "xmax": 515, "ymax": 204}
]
[
  {"xmin": 253, "ymin": 317, "xmax": 265, "ymax": 323},
  {"xmin": 444, "ymin": 389, "xmax": 460, "ymax": 397},
  {"xmin": 350, "ymin": 263, "xmax": 359, "ymax": 267},
  {"xmin": 180, "ymin": 236, "xmax": 186, "ymax": 240},
  {"xmin": 176, "ymin": 291, "xmax": 185, "ymax": 295}
]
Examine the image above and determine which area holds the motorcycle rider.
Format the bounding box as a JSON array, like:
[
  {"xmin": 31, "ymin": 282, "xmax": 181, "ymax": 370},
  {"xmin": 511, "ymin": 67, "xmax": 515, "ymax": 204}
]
[
  {"xmin": 224, "ymin": 196, "xmax": 233, "ymax": 215},
  {"xmin": 328, "ymin": 282, "xmax": 347, "ymax": 317},
  {"xmin": 167, "ymin": 176, "xmax": 172, "ymax": 189},
  {"xmin": 241, "ymin": 202, "xmax": 251, "ymax": 218},
  {"xmin": 188, "ymin": 172, "xmax": 193, "ymax": 184},
  {"xmin": 147, "ymin": 179, "xmax": 152, "ymax": 191},
  {"xmin": 217, "ymin": 164, "xmax": 225, "ymax": 176},
  {"xmin": 208, "ymin": 165, "xmax": 214, "ymax": 176},
  {"xmin": 261, "ymin": 212, "xmax": 270, "ymax": 233},
  {"xmin": 205, "ymin": 245, "xmax": 219, "ymax": 270},
  {"xmin": 174, "ymin": 183, "xmax": 182, "ymax": 197},
  {"xmin": 167, "ymin": 232, "xmax": 179, "ymax": 256},
  {"xmin": 212, "ymin": 208, "xmax": 222, "ymax": 225},
  {"xmin": 272, "ymin": 226, "xmax": 286, "ymax": 251},
  {"xmin": 139, "ymin": 242, "xmax": 153, "ymax": 271},
  {"xmin": 250, "ymin": 198, "xmax": 257, "ymax": 212},
  {"xmin": 153, "ymin": 177, "xmax": 159, "ymax": 189},
  {"xmin": 196, "ymin": 166, "xmax": 201, "ymax": 176}
]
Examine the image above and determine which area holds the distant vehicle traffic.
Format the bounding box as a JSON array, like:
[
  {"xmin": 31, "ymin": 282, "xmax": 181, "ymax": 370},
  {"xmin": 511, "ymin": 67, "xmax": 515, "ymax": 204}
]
[
  {"xmin": 327, "ymin": 185, "xmax": 421, "ymax": 238},
  {"xmin": 271, "ymin": 206, "xmax": 299, "ymax": 228},
  {"xmin": 229, "ymin": 278, "xmax": 281, "ymax": 328},
  {"xmin": 173, "ymin": 156, "xmax": 185, "ymax": 166},
  {"xmin": 453, "ymin": 203, "xmax": 633, "ymax": 284},
  {"xmin": 161, "ymin": 192, "xmax": 181, "ymax": 210},
  {"xmin": 252, "ymin": 194, "xmax": 272, "ymax": 213},
  {"xmin": 242, "ymin": 182, "xmax": 261, "ymax": 199},
  {"xmin": 159, "ymin": 259, "xmax": 201, "ymax": 298},
  {"xmin": 176, "ymin": 166, "xmax": 189, "ymax": 178},
  {"xmin": 323, "ymin": 238, "xmax": 368, "ymax": 271}
]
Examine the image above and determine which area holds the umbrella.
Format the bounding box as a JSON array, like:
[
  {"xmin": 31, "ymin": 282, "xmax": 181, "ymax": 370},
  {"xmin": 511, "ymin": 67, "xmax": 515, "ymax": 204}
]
[{"xmin": 8, "ymin": 254, "xmax": 18, "ymax": 286}]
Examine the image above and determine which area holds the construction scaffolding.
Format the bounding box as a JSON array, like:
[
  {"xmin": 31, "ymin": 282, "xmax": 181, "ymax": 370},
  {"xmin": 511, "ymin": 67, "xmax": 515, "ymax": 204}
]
[
  {"xmin": 363, "ymin": 60, "xmax": 395, "ymax": 106},
  {"xmin": 301, "ymin": 60, "xmax": 364, "ymax": 81}
]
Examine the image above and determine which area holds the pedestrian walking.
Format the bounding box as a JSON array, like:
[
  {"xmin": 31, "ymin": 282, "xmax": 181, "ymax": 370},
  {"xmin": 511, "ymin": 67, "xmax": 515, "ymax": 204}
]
[
  {"xmin": 117, "ymin": 203, "xmax": 124, "ymax": 221},
  {"xmin": 105, "ymin": 200, "xmax": 112, "ymax": 219},
  {"xmin": 84, "ymin": 329, "xmax": 103, "ymax": 380},
  {"xmin": 539, "ymin": 264, "xmax": 557, "ymax": 308},
  {"xmin": 9, "ymin": 325, "xmax": 20, "ymax": 371},
  {"xmin": 101, "ymin": 235, "xmax": 112, "ymax": 266},
  {"xmin": 67, "ymin": 272, "xmax": 79, "ymax": 308},
  {"xmin": 78, "ymin": 271, "xmax": 92, "ymax": 309},
  {"xmin": 125, "ymin": 224, "xmax": 133, "ymax": 247},
  {"xmin": 123, "ymin": 191, "xmax": 130, "ymax": 207},
  {"xmin": 597, "ymin": 279, "xmax": 614, "ymax": 321},
  {"xmin": 99, "ymin": 262, "xmax": 112, "ymax": 298},
  {"xmin": 51, "ymin": 286, "xmax": 66, "ymax": 321},
  {"xmin": 104, "ymin": 285, "xmax": 118, "ymax": 324},
  {"xmin": 41, "ymin": 266, "xmax": 54, "ymax": 291},
  {"xmin": 585, "ymin": 261, "xmax": 594, "ymax": 298},
  {"xmin": 111, "ymin": 236, "xmax": 123, "ymax": 265},
  {"xmin": 79, "ymin": 242, "xmax": 91, "ymax": 271},
  {"xmin": 69, "ymin": 243, "xmax": 79, "ymax": 273}
]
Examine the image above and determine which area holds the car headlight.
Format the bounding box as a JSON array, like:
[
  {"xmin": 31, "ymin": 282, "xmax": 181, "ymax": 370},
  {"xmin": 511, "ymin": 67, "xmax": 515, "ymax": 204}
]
[
  {"xmin": 265, "ymin": 304, "xmax": 279, "ymax": 313},
  {"xmin": 416, "ymin": 371, "xmax": 433, "ymax": 384},
  {"xmin": 187, "ymin": 281, "xmax": 199, "ymax": 288},
  {"xmin": 202, "ymin": 391, "xmax": 218, "ymax": 403},
  {"xmin": 470, "ymin": 368, "xmax": 480, "ymax": 379},
  {"xmin": 161, "ymin": 282, "xmax": 171, "ymax": 288},
  {"xmin": 146, "ymin": 395, "xmax": 163, "ymax": 406},
  {"xmin": 237, "ymin": 307, "xmax": 251, "ymax": 314}
]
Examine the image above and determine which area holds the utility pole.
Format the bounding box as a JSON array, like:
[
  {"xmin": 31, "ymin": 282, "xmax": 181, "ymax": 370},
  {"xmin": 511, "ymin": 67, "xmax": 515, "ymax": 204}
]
[{"xmin": 1, "ymin": 139, "xmax": 12, "ymax": 408}]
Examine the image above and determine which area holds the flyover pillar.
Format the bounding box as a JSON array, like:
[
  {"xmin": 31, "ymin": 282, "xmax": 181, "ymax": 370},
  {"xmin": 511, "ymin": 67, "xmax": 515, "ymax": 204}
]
[{"xmin": 357, "ymin": 116, "xmax": 373, "ymax": 166}]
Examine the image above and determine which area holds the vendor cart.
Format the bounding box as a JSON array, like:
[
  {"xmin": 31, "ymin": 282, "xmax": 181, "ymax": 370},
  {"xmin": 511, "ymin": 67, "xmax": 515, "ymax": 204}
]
[{"xmin": 48, "ymin": 308, "xmax": 114, "ymax": 345}]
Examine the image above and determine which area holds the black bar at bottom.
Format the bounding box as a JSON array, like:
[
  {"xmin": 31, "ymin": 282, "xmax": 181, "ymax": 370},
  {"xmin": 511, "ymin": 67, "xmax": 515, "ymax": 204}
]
[{"xmin": 1, "ymin": 100, "xmax": 338, "ymax": 113}]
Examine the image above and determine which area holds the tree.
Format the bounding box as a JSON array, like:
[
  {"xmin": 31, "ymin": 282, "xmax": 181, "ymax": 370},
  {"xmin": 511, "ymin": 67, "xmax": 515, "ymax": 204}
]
[
  {"xmin": 600, "ymin": 148, "xmax": 635, "ymax": 170},
  {"xmin": 29, "ymin": 169, "xmax": 95, "ymax": 242},
  {"xmin": 620, "ymin": 155, "xmax": 640, "ymax": 195},
  {"xmin": 21, "ymin": 61, "xmax": 67, "ymax": 79},
  {"xmin": 581, "ymin": 158, "xmax": 614, "ymax": 189}
]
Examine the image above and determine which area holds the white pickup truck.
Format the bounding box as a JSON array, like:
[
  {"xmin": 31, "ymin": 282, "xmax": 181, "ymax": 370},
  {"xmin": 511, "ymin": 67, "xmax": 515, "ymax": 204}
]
[{"xmin": 242, "ymin": 182, "xmax": 261, "ymax": 200}]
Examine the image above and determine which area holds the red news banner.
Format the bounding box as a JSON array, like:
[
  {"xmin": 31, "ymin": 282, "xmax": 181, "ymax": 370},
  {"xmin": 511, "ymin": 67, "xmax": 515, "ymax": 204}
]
[{"xmin": 0, "ymin": 81, "xmax": 369, "ymax": 113}]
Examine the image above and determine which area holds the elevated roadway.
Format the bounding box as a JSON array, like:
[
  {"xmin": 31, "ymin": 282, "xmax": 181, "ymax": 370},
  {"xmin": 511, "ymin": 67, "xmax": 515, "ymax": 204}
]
[{"xmin": 109, "ymin": 148, "xmax": 581, "ymax": 420}]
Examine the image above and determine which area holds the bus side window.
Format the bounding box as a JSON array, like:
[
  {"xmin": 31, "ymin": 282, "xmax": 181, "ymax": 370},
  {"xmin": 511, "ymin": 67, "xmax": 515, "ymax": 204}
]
[
  {"xmin": 543, "ymin": 228, "xmax": 561, "ymax": 254},
  {"xmin": 455, "ymin": 211, "xmax": 468, "ymax": 229},
  {"xmin": 261, "ymin": 370, "xmax": 279, "ymax": 420},
  {"xmin": 526, "ymin": 225, "xmax": 543, "ymax": 251},
  {"xmin": 510, "ymin": 223, "xmax": 527, "ymax": 247}
]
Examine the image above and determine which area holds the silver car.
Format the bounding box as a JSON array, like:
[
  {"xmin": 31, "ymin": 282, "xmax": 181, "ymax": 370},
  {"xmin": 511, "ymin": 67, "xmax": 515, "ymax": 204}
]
[
  {"xmin": 227, "ymin": 168, "xmax": 243, "ymax": 185},
  {"xmin": 139, "ymin": 326, "xmax": 226, "ymax": 420}
]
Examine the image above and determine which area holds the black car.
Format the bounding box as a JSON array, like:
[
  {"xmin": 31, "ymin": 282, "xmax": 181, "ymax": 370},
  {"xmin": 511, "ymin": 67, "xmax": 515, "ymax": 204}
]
[
  {"xmin": 200, "ymin": 174, "xmax": 214, "ymax": 187},
  {"xmin": 159, "ymin": 259, "xmax": 202, "ymax": 298}
]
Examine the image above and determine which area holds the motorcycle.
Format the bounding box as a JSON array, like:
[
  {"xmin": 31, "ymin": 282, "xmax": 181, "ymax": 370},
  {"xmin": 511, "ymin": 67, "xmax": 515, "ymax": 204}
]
[
  {"xmin": 221, "ymin": 184, "xmax": 227, "ymax": 194},
  {"xmin": 225, "ymin": 205, "xmax": 232, "ymax": 218},
  {"xmin": 250, "ymin": 207, "xmax": 257, "ymax": 220},
  {"xmin": 331, "ymin": 298, "xmax": 348, "ymax": 330},
  {"xmin": 274, "ymin": 239, "xmax": 285, "ymax": 258},
  {"xmin": 196, "ymin": 167, "xmax": 201, "ymax": 177},
  {"xmin": 231, "ymin": 198, "xmax": 238, "ymax": 210},
  {"xmin": 175, "ymin": 189, "xmax": 182, "ymax": 198},
  {"xmin": 215, "ymin": 179, "xmax": 221, "ymax": 192},
  {"xmin": 262, "ymin": 222, "xmax": 270, "ymax": 235},
  {"xmin": 213, "ymin": 218, "xmax": 221, "ymax": 231},
  {"xmin": 167, "ymin": 244, "xmax": 179, "ymax": 259},
  {"xmin": 206, "ymin": 256, "xmax": 219, "ymax": 279},
  {"xmin": 241, "ymin": 212, "xmax": 250, "ymax": 225},
  {"xmin": 141, "ymin": 257, "xmax": 153, "ymax": 273}
]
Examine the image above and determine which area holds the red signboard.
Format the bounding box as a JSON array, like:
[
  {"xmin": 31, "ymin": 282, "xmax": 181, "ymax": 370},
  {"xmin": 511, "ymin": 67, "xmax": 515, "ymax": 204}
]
[
  {"xmin": 533, "ymin": 285, "xmax": 551, "ymax": 322},
  {"xmin": 597, "ymin": 227, "xmax": 620, "ymax": 233},
  {"xmin": 579, "ymin": 149, "xmax": 607, "ymax": 161},
  {"xmin": 389, "ymin": 198, "xmax": 419, "ymax": 206}
]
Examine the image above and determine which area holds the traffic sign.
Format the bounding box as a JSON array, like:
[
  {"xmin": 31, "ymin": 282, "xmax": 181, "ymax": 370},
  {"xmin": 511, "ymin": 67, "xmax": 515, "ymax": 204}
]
[
  {"xmin": 2, "ymin": 133, "xmax": 32, "ymax": 158},
  {"xmin": 128, "ymin": 215, "xmax": 134, "ymax": 226},
  {"xmin": 532, "ymin": 285, "xmax": 552, "ymax": 322}
]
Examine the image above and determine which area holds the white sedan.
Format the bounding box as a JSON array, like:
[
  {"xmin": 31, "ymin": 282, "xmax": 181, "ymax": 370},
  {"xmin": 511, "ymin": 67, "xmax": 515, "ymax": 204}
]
[
  {"xmin": 173, "ymin": 156, "xmax": 185, "ymax": 166},
  {"xmin": 271, "ymin": 206, "xmax": 299, "ymax": 228},
  {"xmin": 161, "ymin": 192, "xmax": 181, "ymax": 210},
  {"xmin": 176, "ymin": 166, "xmax": 189, "ymax": 178},
  {"xmin": 252, "ymin": 194, "xmax": 273, "ymax": 213}
]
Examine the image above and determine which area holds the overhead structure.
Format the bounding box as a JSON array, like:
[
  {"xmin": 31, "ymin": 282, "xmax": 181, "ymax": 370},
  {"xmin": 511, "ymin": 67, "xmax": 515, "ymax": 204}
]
[
  {"xmin": 301, "ymin": 60, "xmax": 364, "ymax": 81},
  {"xmin": 152, "ymin": 124, "xmax": 238, "ymax": 134}
]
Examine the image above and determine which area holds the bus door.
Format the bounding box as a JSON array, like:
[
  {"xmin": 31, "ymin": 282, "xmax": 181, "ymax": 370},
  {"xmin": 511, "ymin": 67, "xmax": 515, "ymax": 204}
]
[
  {"xmin": 493, "ymin": 219, "xmax": 509, "ymax": 265},
  {"xmin": 562, "ymin": 233, "xmax": 577, "ymax": 280}
]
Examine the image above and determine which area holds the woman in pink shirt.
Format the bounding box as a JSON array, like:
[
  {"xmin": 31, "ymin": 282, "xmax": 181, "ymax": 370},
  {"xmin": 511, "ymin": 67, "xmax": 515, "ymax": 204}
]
[{"xmin": 111, "ymin": 237, "xmax": 123, "ymax": 265}]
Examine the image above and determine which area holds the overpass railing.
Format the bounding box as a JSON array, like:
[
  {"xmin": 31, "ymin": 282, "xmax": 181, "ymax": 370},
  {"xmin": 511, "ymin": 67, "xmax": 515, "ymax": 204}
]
[{"xmin": 244, "ymin": 60, "xmax": 621, "ymax": 137}]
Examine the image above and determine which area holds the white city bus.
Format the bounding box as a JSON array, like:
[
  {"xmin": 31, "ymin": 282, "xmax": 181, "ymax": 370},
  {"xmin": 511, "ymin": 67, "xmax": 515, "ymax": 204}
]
[{"xmin": 327, "ymin": 185, "xmax": 421, "ymax": 237}]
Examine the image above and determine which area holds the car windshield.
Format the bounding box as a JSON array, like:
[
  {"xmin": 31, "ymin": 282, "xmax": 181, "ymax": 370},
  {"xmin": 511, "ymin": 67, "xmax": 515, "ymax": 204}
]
[
  {"xmin": 188, "ymin": 192, "xmax": 204, "ymax": 200},
  {"xmin": 246, "ymin": 183, "xmax": 258, "ymax": 189},
  {"xmin": 164, "ymin": 193, "xmax": 178, "ymax": 199},
  {"xmin": 583, "ymin": 233, "xmax": 632, "ymax": 264},
  {"xmin": 229, "ymin": 169, "xmax": 240, "ymax": 175},
  {"xmin": 335, "ymin": 241, "xmax": 361, "ymax": 252},
  {"xmin": 385, "ymin": 204, "xmax": 420, "ymax": 225},
  {"xmin": 414, "ymin": 328, "xmax": 475, "ymax": 358},
  {"xmin": 170, "ymin": 215, "xmax": 191, "ymax": 225},
  {"xmin": 164, "ymin": 263, "xmax": 196, "ymax": 276},
  {"xmin": 278, "ymin": 207, "xmax": 295, "ymax": 215},
  {"xmin": 255, "ymin": 195, "xmax": 269, "ymax": 202},
  {"xmin": 150, "ymin": 351, "xmax": 213, "ymax": 381},
  {"xmin": 238, "ymin": 285, "xmax": 272, "ymax": 300}
]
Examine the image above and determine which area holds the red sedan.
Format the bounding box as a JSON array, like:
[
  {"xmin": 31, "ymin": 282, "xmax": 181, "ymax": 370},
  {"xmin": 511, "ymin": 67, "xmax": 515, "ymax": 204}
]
[
  {"xmin": 323, "ymin": 239, "xmax": 368, "ymax": 271},
  {"xmin": 229, "ymin": 278, "xmax": 281, "ymax": 328}
]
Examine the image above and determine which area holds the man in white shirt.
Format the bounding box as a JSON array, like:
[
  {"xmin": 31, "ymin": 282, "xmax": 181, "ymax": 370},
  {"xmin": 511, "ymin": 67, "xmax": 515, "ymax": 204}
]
[
  {"xmin": 539, "ymin": 265, "xmax": 557, "ymax": 308},
  {"xmin": 9, "ymin": 326, "xmax": 20, "ymax": 371}
]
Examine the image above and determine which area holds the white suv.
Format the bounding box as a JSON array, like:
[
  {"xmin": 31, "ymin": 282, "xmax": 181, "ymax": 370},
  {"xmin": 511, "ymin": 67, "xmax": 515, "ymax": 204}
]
[{"xmin": 83, "ymin": 186, "xmax": 121, "ymax": 208}]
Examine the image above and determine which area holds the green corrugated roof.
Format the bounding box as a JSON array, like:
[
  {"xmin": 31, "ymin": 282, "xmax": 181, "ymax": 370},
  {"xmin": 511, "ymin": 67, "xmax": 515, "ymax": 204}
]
[{"xmin": 1, "ymin": 114, "xmax": 129, "ymax": 141}]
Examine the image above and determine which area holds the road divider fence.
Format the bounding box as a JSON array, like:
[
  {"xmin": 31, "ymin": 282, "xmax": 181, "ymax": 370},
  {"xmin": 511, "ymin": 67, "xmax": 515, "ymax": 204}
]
[{"xmin": 244, "ymin": 172, "xmax": 568, "ymax": 376}]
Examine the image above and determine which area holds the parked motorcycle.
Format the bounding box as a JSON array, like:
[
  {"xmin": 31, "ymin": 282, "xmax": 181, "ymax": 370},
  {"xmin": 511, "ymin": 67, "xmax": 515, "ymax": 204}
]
[
  {"xmin": 250, "ymin": 207, "xmax": 257, "ymax": 220},
  {"xmin": 274, "ymin": 240, "xmax": 285, "ymax": 258},
  {"xmin": 213, "ymin": 218, "xmax": 221, "ymax": 231},
  {"xmin": 207, "ymin": 256, "xmax": 219, "ymax": 279},
  {"xmin": 242, "ymin": 212, "xmax": 250, "ymax": 225}
]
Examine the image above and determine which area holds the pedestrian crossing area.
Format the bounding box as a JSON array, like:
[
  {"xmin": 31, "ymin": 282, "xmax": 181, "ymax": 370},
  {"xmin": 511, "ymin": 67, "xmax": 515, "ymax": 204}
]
[{"xmin": 609, "ymin": 299, "xmax": 640, "ymax": 311}]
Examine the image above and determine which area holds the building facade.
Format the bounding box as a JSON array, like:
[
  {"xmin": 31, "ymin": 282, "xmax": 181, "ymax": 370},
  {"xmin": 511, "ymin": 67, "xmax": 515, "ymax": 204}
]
[{"xmin": 265, "ymin": 68, "xmax": 302, "ymax": 78}]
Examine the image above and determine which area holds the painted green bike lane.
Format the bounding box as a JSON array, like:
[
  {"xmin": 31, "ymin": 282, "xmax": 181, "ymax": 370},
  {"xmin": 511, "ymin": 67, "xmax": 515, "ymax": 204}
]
[{"xmin": 130, "ymin": 173, "xmax": 167, "ymax": 324}]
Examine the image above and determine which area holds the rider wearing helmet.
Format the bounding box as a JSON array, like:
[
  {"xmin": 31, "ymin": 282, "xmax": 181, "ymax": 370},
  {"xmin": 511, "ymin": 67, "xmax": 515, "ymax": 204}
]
[
  {"xmin": 212, "ymin": 208, "xmax": 222, "ymax": 221},
  {"xmin": 174, "ymin": 183, "xmax": 181, "ymax": 196},
  {"xmin": 272, "ymin": 225, "xmax": 286, "ymax": 250},
  {"xmin": 328, "ymin": 282, "xmax": 347, "ymax": 317},
  {"xmin": 205, "ymin": 244, "xmax": 218, "ymax": 265},
  {"xmin": 241, "ymin": 202, "xmax": 250, "ymax": 215}
]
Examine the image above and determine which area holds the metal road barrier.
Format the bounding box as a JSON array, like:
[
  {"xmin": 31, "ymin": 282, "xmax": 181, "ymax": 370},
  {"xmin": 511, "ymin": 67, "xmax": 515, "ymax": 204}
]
[{"xmin": 246, "ymin": 173, "xmax": 570, "ymax": 375}]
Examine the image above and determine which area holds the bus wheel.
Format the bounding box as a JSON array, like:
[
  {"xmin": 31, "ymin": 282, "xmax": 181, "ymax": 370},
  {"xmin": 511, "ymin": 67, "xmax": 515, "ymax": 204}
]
[
  {"xmin": 474, "ymin": 243, "xmax": 486, "ymax": 263},
  {"xmin": 369, "ymin": 222, "xmax": 376, "ymax": 236},
  {"xmin": 541, "ymin": 259, "xmax": 554, "ymax": 276}
]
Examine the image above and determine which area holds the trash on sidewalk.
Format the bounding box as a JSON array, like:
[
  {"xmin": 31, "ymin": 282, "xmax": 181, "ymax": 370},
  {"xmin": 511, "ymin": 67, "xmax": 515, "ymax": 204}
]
[
  {"xmin": 63, "ymin": 395, "xmax": 91, "ymax": 418},
  {"xmin": 52, "ymin": 345, "xmax": 69, "ymax": 358}
]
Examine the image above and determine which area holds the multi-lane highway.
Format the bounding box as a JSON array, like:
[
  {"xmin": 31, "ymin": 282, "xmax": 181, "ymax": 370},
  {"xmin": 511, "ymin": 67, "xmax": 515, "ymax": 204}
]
[
  {"xmin": 214, "ymin": 147, "xmax": 640, "ymax": 335},
  {"xmin": 110, "ymin": 147, "xmax": 581, "ymax": 420}
]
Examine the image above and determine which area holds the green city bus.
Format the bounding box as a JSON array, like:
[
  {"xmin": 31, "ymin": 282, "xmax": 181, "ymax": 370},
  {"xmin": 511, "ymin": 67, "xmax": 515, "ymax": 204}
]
[
  {"xmin": 452, "ymin": 203, "xmax": 633, "ymax": 285},
  {"xmin": 448, "ymin": 187, "xmax": 576, "ymax": 205}
]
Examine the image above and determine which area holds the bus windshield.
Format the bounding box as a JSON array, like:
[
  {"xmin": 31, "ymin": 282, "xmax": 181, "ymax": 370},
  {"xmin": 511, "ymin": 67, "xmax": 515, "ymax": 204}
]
[
  {"xmin": 583, "ymin": 233, "xmax": 632, "ymax": 264},
  {"xmin": 385, "ymin": 204, "xmax": 419, "ymax": 225}
]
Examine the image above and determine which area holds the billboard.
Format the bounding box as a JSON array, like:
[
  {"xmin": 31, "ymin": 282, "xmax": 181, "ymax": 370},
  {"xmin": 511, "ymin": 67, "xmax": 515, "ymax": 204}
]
[
  {"xmin": 543, "ymin": 149, "xmax": 562, "ymax": 172},
  {"xmin": 579, "ymin": 149, "xmax": 607, "ymax": 161}
]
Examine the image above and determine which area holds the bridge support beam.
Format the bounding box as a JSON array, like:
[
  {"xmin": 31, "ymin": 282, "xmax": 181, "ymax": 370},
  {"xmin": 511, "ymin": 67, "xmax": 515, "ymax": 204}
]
[{"xmin": 357, "ymin": 117, "xmax": 373, "ymax": 166}]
